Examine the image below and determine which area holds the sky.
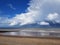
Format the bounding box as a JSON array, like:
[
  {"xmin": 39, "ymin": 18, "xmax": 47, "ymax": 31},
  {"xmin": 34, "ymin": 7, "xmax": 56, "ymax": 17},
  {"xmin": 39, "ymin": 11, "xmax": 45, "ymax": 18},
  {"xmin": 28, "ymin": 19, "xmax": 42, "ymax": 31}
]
[
  {"xmin": 0, "ymin": 0, "xmax": 60, "ymax": 28},
  {"xmin": 0, "ymin": 0, "xmax": 29, "ymax": 17}
]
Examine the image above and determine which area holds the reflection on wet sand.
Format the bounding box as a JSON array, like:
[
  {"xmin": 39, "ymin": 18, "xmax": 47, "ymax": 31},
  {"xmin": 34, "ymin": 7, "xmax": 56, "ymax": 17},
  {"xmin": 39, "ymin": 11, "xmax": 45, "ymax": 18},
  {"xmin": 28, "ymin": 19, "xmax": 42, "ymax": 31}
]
[{"xmin": 0, "ymin": 29, "xmax": 60, "ymax": 38}]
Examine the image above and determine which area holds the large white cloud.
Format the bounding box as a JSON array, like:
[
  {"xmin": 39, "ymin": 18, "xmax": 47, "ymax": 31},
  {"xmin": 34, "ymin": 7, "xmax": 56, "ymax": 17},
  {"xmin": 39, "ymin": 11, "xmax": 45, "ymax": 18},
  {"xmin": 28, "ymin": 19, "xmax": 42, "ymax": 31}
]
[
  {"xmin": 9, "ymin": 0, "xmax": 49, "ymax": 26},
  {"xmin": 9, "ymin": 11, "xmax": 38, "ymax": 26},
  {"xmin": 0, "ymin": 0, "xmax": 60, "ymax": 26},
  {"xmin": 9, "ymin": 0, "xmax": 44, "ymax": 26}
]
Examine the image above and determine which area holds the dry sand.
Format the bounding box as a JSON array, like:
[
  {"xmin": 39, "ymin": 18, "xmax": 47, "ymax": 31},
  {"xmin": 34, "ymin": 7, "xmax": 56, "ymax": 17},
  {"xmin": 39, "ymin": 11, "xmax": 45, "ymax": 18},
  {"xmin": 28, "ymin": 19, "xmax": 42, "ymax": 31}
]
[{"xmin": 0, "ymin": 36, "xmax": 60, "ymax": 45}]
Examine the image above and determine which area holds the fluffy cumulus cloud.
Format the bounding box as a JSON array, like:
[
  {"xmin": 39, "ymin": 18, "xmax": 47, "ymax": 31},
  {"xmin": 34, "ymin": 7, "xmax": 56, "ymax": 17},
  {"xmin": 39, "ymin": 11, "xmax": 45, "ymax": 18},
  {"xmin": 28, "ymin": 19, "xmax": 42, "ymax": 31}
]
[
  {"xmin": 8, "ymin": 0, "xmax": 44, "ymax": 26},
  {"xmin": 47, "ymin": 13, "xmax": 59, "ymax": 20},
  {"xmin": 47, "ymin": 13, "xmax": 60, "ymax": 23},
  {"xmin": 0, "ymin": 0, "xmax": 60, "ymax": 26},
  {"xmin": 38, "ymin": 21, "xmax": 49, "ymax": 25},
  {"xmin": 9, "ymin": 11, "xmax": 39, "ymax": 26}
]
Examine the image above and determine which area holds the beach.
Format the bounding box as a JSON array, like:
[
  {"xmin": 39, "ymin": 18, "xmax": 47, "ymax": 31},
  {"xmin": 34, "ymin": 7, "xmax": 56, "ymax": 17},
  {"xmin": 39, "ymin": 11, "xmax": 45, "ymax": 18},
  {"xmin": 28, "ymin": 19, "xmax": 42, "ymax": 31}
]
[{"xmin": 0, "ymin": 36, "xmax": 60, "ymax": 45}]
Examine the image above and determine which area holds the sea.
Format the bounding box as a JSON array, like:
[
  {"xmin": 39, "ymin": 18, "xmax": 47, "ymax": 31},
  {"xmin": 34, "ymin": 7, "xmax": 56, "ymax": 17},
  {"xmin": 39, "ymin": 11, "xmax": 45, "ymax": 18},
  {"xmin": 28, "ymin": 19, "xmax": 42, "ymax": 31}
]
[{"xmin": 0, "ymin": 28, "xmax": 60, "ymax": 38}]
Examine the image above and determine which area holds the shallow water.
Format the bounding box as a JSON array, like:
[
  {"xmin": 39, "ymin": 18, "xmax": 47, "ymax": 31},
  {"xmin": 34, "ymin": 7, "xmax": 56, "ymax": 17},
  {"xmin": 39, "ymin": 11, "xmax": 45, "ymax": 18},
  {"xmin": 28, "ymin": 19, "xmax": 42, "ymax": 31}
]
[{"xmin": 1, "ymin": 29, "xmax": 60, "ymax": 37}]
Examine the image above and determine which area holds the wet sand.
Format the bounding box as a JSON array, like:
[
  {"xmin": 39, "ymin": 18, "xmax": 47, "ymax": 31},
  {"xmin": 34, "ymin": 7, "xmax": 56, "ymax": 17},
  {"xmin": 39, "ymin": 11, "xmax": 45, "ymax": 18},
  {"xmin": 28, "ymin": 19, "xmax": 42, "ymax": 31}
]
[{"xmin": 0, "ymin": 36, "xmax": 60, "ymax": 45}]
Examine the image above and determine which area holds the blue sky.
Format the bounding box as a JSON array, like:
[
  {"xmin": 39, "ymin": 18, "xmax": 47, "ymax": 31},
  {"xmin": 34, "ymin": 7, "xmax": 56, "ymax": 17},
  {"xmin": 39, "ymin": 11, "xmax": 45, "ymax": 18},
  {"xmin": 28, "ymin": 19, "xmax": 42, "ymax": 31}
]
[
  {"xmin": 0, "ymin": 0, "xmax": 60, "ymax": 28},
  {"xmin": 0, "ymin": 0, "xmax": 29, "ymax": 17}
]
